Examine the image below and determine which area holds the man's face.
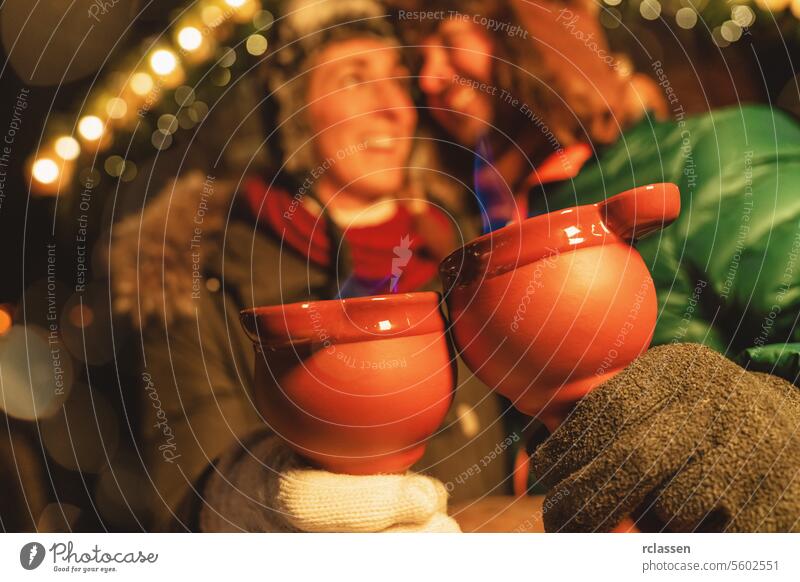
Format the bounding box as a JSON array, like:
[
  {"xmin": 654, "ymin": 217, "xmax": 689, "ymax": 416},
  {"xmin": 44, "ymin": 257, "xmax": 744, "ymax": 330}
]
[
  {"xmin": 307, "ymin": 38, "xmax": 417, "ymax": 200},
  {"xmin": 419, "ymin": 19, "xmax": 495, "ymax": 147}
]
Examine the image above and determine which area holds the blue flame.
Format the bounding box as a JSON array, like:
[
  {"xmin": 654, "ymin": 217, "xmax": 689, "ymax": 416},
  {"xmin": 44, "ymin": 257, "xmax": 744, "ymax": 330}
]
[
  {"xmin": 474, "ymin": 138, "xmax": 516, "ymax": 234},
  {"xmin": 336, "ymin": 275, "xmax": 392, "ymax": 299}
]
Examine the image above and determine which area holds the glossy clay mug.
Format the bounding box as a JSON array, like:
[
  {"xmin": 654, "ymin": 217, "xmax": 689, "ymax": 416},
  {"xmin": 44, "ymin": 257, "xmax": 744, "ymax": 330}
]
[
  {"xmin": 240, "ymin": 292, "xmax": 455, "ymax": 474},
  {"xmin": 440, "ymin": 183, "xmax": 681, "ymax": 431}
]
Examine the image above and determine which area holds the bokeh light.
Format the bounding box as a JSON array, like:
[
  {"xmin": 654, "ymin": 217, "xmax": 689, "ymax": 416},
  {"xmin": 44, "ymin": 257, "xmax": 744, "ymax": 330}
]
[
  {"xmin": 157, "ymin": 114, "xmax": 179, "ymax": 134},
  {"xmin": 151, "ymin": 129, "xmax": 173, "ymax": 150},
  {"xmin": 640, "ymin": 0, "xmax": 662, "ymax": 20},
  {"xmin": 219, "ymin": 48, "xmax": 236, "ymax": 67},
  {"xmin": 77, "ymin": 115, "xmax": 104, "ymax": 141},
  {"xmin": 129, "ymin": 72, "xmax": 155, "ymax": 96},
  {"xmin": 712, "ymin": 25, "xmax": 731, "ymax": 47},
  {"xmin": 676, "ymin": 7, "xmax": 698, "ymax": 30},
  {"xmin": 732, "ymin": 5, "xmax": 756, "ymax": 28},
  {"xmin": 177, "ymin": 26, "xmax": 203, "ymax": 51},
  {"xmin": 0, "ymin": 325, "xmax": 72, "ymax": 420},
  {"xmin": 721, "ymin": 20, "xmax": 743, "ymax": 42},
  {"xmin": 600, "ymin": 7, "xmax": 622, "ymax": 28},
  {"xmin": 174, "ymin": 85, "xmax": 196, "ymax": 106},
  {"xmin": 0, "ymin": 305, "xmax": 12, "ymax": 337},
  {"xmin": 78, "ymin": 168, "xmax": 101, "ymax": 188},
  {"xmin": 105, "ymin": 97, "xmax": 128, "ymax": 119},
  {"xmin": 201, "ymin": 5, "xmax": 224, "ymax": 27},
  {"xmin": 54, "ymin": 136, "xmax": 80, "ymax": 160},
  {"xmin": 60, "ymin": 286, "xmax": 116, "ymax": 365},
  {"xmin": 755, "ymin": 0, "xmax": 791, "ymax": 11},
  {"xmin": 68, "ymin": 304, "xmax": 94, "ymax": 328},
  {"xmin": 120, "ymin": 161, "xmax": 138, "ymax": 182},
  {"xmin": 149, "ymin": 49, "xmax": 178, "ymax": 76},
  {"xmin": 212, "ymin": 68, "xmax": 231, "ymax": 86},
  {"xmin": 104, "ymin": 155, "xmax": 126, "ymax": 177},
  {"xmin": 32, "ymin": 158, "xmax": 59, "ymax": 184},
  {"xmin": 253, "ymin": 9, "xmax": 275, "ymax": 30},
  {"xmin": 189, "ymin": 101, "xmax": 209, "ymax": 122},
  {"xmin": 246, "ymin": 34, "xmax": 268, "ymax": 56}
]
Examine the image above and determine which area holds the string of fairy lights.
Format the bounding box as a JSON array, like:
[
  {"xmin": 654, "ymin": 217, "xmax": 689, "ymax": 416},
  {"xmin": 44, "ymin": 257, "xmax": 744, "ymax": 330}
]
[
  {"xmin": 28, "ymin": 0, "xmax": 274, "ymax": 196},
  {"xmin": 25, "ymin": 0, "xmax": 800, "ymax": 197},
  {"xmin": 603, "ymin": 0, "xmax": 800, "ymax": 47}
]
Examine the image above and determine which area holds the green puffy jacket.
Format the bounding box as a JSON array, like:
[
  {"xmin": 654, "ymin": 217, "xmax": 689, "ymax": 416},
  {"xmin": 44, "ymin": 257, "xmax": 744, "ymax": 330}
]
[{"xmin": 530, "ymin": 105, "xmax": 800, "ymax": 382}]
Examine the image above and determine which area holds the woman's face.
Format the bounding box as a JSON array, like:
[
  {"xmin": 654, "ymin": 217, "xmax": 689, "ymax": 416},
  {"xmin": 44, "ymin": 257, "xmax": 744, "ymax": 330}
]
[
  {"xmin": 307, "ymin": 38, "xmax": 417, "ymax": 200},
  {"xmin": 418, "ymin": 19, "xmax": 496, "ymax": 147}
]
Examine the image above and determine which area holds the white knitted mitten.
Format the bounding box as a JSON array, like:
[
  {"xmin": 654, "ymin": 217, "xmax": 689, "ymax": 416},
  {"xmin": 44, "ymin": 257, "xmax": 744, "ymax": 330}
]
[
  {"xmin": 200, "ymin": 433, "xmax": 460, "ymax": 533},
  {"xmin": 277, "ymin": 467, "xmax": 461, "ymax": 533}
]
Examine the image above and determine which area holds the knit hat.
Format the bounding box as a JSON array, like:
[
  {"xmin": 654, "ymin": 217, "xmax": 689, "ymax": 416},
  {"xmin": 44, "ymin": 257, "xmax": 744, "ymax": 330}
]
[{"xmin": 268, "ymin": 0, "xmax": 400, "ymax": 175}]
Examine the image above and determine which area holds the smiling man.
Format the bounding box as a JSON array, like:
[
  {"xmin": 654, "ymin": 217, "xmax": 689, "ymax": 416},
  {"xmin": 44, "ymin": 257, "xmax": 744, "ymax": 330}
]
[
  {"xmin": 408, "ymin": 0, "xmax": 800, "ymax": 378},
  {"xmin": 398, "ymin": 0, "xmax": 800, "ymax": 532}
]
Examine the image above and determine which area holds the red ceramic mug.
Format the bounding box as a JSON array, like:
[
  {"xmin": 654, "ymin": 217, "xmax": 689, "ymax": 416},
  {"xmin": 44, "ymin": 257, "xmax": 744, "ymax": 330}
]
[
  {"xmin": 439, "ymin": 183, "xmax": 681, "ymax": 431},
  {"xmin": 441, "ymin": 183, "xmax": 680, "ymax": 532},
  {"xmin": 240, "ymin": 292, "xmax": 455, "ymax": 475}
]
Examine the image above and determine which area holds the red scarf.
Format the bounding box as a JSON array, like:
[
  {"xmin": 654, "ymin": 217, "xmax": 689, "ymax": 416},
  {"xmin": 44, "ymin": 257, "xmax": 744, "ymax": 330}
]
[{"xmin": 243, "ymin": 178, "xmax": 451, "ymax": 295}]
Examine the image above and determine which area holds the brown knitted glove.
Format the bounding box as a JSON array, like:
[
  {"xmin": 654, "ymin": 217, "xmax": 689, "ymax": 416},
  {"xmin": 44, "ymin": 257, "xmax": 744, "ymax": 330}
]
[{"xmin": 531, "ymin": 343, "xmax": 800, "ymax": 532}]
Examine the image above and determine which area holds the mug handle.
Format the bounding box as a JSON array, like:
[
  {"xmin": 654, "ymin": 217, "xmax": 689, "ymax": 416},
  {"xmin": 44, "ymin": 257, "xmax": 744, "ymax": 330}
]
[{"xmin": 597, "ymin": 183, "xmax": 681, "ymax": 242}]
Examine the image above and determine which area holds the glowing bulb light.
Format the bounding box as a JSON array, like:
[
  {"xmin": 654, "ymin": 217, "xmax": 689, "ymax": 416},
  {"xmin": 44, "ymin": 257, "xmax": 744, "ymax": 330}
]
[
  {"xmin": 225, "ymin": 0, "xmax": 247, "ymax": 8},
  {"xmin": 149, "ymin": 49, "xmax": 178, "ymax": 76},
  {"xmin": 106, "ymin": 97, "xmax": 128, "ymax": 119},
  {"xmin": 78, "ymin": 116, "xmax": 104, "ymax": 141},
  {"xmin": 177, "ymin": 27, "xmax": 203, "ymax": 51},
  {"xmin": 0, "ymin": 306, "xmax": 11, "ymax": 337},
  {"xmin": 32, "ymin": 158, "xmax": 60, "ymax": 184},
  {"xmin": 755, "ymin": 0, "xmax": 791, "ymax": 11},
  {"xmin": 202, "ymin": 6, "xmax": 224, "ymax": 26},
  {"xmin": 130, "ymin": 72, "xmax": 155, "ymax": 96},
  {"xmin": 54, "ymin": 136, "xmax": 80, "ymax": 160}
]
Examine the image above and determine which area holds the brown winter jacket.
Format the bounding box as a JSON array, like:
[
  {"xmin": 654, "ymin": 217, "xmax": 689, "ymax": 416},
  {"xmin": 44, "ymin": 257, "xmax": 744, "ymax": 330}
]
[{"xmin": 115, "ymin": 177, "xmax": 514, "ymax": 531}]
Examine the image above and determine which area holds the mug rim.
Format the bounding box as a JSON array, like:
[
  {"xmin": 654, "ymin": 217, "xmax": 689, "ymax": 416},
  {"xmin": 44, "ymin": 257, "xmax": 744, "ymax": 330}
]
[
  {"xmin": 240, "ymin": 291, "xmax": 446, "ymax": 347},
  {"xmin": 439, "ymin": 202, "xmax": 614, "ymax": 290},
  {"xmin": 440, "ymin": 182, "xmax": 680, "ymax": 291}
]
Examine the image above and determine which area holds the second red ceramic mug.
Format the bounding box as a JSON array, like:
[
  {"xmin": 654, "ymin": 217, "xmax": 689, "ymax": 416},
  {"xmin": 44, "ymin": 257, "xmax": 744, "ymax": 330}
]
[{"xmin": 240, "ymin": 292, "xmax": 456, "ymax": 474}]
